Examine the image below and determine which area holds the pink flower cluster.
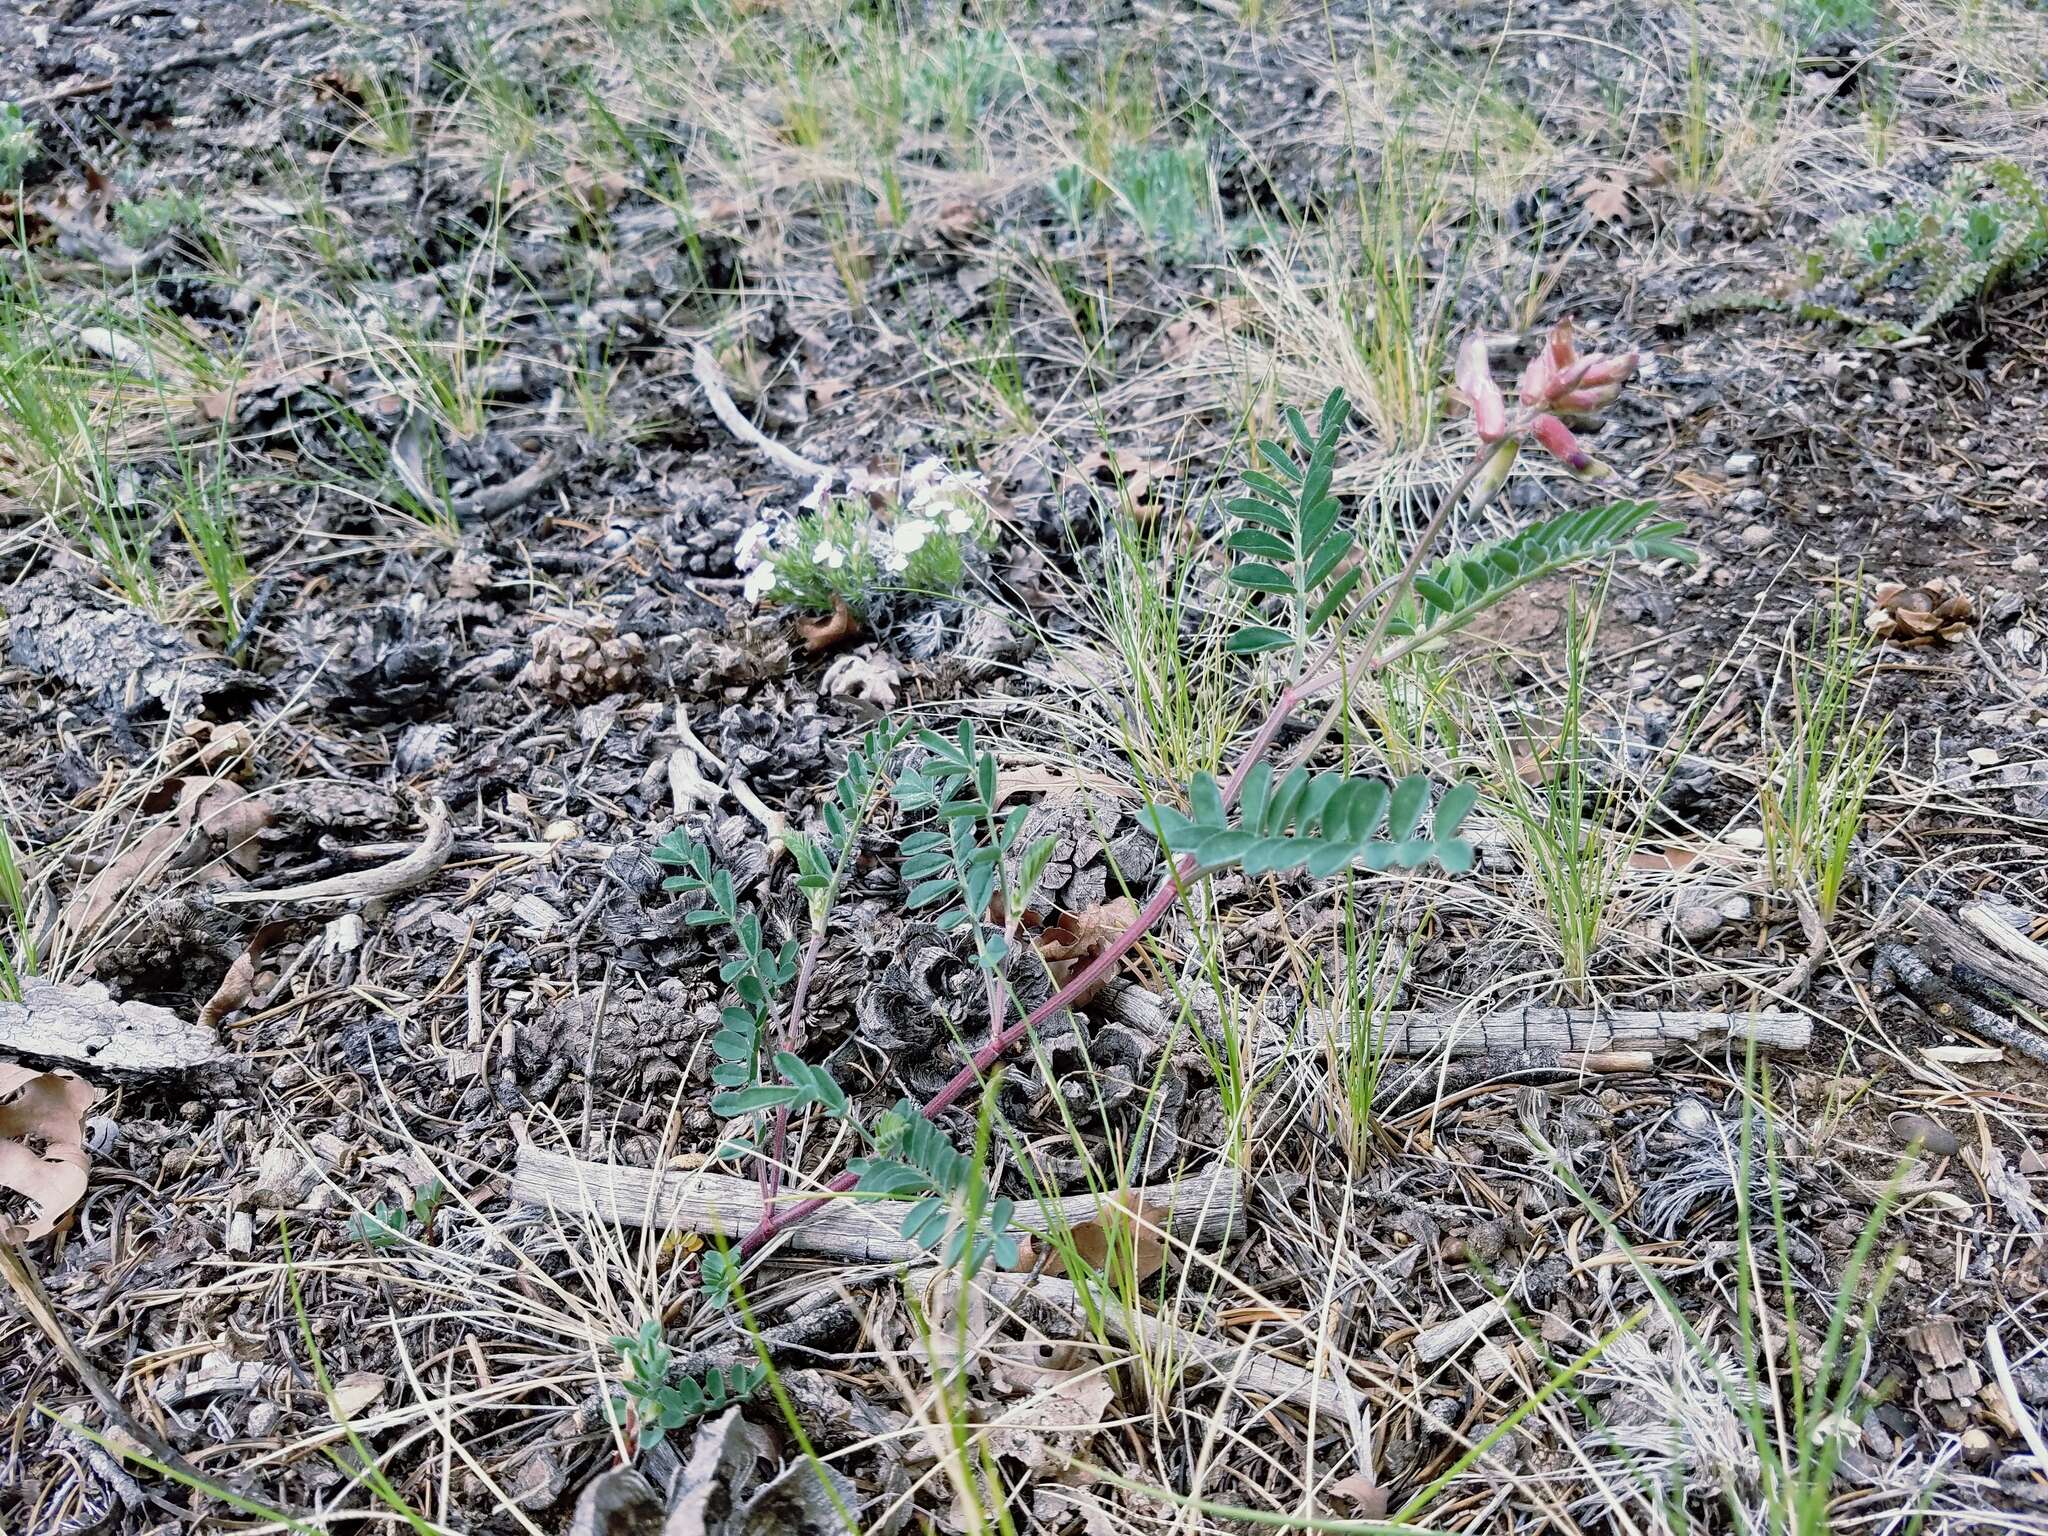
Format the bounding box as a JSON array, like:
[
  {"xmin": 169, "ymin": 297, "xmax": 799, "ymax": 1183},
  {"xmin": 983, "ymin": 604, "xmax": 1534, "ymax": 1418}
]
[{"xmin": 1452, "ymin": 318, "xmax": 1638, "ymax": 489}]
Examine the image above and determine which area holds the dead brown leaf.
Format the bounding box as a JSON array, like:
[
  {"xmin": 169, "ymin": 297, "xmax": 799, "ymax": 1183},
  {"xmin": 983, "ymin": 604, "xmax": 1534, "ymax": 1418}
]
[
  {"xmin": 1326, "ymin": 1473, "xmax": 1389, "ymax": 1520},
  {"xmin": 1035, "ymin": 897, "xmax": 1138, "ymax": 1004},
  {"xmin": 61, "ymin": 776, "xmax": 270, "ymax": 943},
  {"xmin": 797, "ymin": 598, "xmax": 861, "ymax": 653},
  {"xmin": 995, "ymin": 764, "xmax": 1138, "ymax": 806},
  {"xmin": 0, "ymin": 1065, "xmax": 98, "ymax": 1241},
  {"xmin": 1041, "ymin": 1191, "xmax": 1170, "ymax": 1285},
  {"xmin": 1576, "ymin": 173, "xmax": 1632, "ymax": 224},
  {"xmin": 1063, "ymin": 447, "xmax": 1177, "ymax": 510},
  {"xmin": 198, "ymin": 921, "xmax": 288, "ymax": 1031},
  {"xmin": 1627, "ymin": 845, "xmax": 1706, "ymax": 873}
]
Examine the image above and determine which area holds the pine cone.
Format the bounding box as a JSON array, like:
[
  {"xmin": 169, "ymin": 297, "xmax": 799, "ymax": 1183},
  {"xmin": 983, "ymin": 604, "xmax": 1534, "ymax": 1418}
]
[{"xmin": 520, "ymin": 616, "xmax": 645, "ymax": 703}]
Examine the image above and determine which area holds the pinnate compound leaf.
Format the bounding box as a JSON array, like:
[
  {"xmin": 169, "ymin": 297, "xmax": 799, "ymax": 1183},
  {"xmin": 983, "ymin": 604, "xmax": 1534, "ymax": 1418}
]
[{"xmin": 1141, "ymin": 768, "xmax": 1475, "ymax": 881}]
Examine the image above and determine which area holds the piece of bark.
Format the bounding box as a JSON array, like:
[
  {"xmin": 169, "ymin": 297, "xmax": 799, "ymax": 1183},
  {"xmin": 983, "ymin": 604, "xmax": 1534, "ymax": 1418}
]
[
  {"xmin": 1924, "ymin": 901, "xmax": 2048, "ymax": 1008},
  {"xmin": 4, "ymin": 570, "xmax": 250, "ymax": 717},
  {"xmin": 0, "ymin": 979, "xmax": 227, "ymax": 1075},
  {"xmin": 511, "ymin": 1146, "xmax": 1242, "ymax": 1259}
]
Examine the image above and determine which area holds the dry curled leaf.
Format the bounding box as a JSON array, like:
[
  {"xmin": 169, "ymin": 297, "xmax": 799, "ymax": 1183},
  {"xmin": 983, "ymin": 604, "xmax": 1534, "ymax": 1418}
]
[
  {"xmin": 1576, "ymin": 173, "xmax": 1632, "ymax": 224},
  {"xmin": 1041, "ymin": 1191, "xmax": 1170, "ymax": 1285},
  {"xmin": 1867, "ymin": 578, "xmax": 1972, "ymax": 646},
  {"xmin": 0, "ymin": 1064, "xmax": 98, "ymax": 1241},
  {"xmin": 61, "ymin": 775, "xmax": 269, "ymax": 944},
  {"xmin": 797, "ymin": 598, "xmax": 860, "ymax": 653},
  {"xmin": 1034, "ymin": 897, "xmax": 1139, "ymax": 1005},
  {"xmin": 1063, "ymin": 447, "xmax": 1177, "ymax": 513}
]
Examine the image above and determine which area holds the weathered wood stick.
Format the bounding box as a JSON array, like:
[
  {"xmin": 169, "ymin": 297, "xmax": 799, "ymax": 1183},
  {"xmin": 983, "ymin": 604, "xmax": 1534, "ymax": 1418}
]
[
  {"xmin": 215, "ymin": 798, "xmax": 453, "ymax": 907},
  {"xmin": 920, "ymin": 1266, "xmax": 1358, "ymax": 1421},
  {"xmin": 1898, "ymin": 900, "xmax": 2048, "ymax": 1008},
  {"xmin": 1874, "ymin": 942, "xmax": 2048, "ymax": 1066},
  {"xmin": 1101, "ymin": 982, "xmax": 1809, "ymax": 1058},
  {"xmin": 690, "ymin": 343, "xmax": 833, "ymax": 484},
  {"xmin": 1332, "ymin": 1006, "xmax": 1811, "ymax": 1057},
  {"xmin": 511, "ymin": 1146, "xmax": 1243, "ymax": 1260}
]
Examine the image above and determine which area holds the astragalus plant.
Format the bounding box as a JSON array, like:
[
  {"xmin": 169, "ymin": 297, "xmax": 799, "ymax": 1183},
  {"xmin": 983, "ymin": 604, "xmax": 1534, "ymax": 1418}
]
[{"xmin": 657, "ymin": 320, "xmax": 1693, "ymax": 1305}]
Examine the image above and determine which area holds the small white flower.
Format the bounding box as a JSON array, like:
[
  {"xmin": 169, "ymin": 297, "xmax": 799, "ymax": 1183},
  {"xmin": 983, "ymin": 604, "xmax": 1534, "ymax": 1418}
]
[
  {"xmin": 903, "ymin": 457, "xmax": 950, "ymax": 500},
  {"xmin": 743, "ymin": 563, "xmax": 778, "ymax": 601},
  {"xmin": 815, "ymin": 540, "xmax": 847, "ymax": 571},
  {"xmin": 733, "ymin": 520, "xmax": 774, "ymax": 571},
  {"xmin": 882, "ymin": 519, "xmax": 934, "ymax": 575},
  {"xmin": 942, "ymin": 504, "xmax": 977, "ymax": 535}
]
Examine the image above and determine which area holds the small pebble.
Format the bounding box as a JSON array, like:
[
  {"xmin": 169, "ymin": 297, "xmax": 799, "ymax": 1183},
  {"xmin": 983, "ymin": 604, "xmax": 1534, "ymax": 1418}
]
[
  {"xmin": 1725, "ymin": 452, "xmax": 1759, "ymax": 478},
  {"xmin": 1888, "ymin": 1112, "xmax": 1959, "ymax": 1157},
  {"xmin": 1741, "ymin": 523, "xmax": 1774, "ymax": 549},
  {"xmin": 1673, "ymin": 901, "xmax": 1724, "ymax": 941},
  {"xmin": 1673, "ymin": 1097, "xmax": 1715, "ymax": 1135}
]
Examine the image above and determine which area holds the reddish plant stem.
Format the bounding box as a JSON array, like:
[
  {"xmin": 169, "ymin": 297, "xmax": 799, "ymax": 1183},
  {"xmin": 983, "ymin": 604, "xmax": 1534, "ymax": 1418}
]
[
  {"xmin": 732, "ymin": 428, "xmax": 1526, "ymax": 1260},
  {"xmin": 735, "ymin": 683, "xmax": 1311, "ymax": 1260},
  {"xmin": 760, "ymin": 928, "xmax": 829, "ymax": 1203}
]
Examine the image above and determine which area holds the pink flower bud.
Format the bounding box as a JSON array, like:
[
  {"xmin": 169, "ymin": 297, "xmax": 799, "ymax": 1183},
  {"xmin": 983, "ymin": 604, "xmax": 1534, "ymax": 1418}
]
[
  {"xmin": 1552, "ymin": 381, "xmax": 1623, "ymax": 415},
  {"xmin": 1517, "ymin": 350, "xmax": 1557, "ymax": 407},
  {"xmin": 1547, "ymin": 317, "xmax": 1579, "ymax": 370},
  {"xmin": 1575, "ymin": 350, "xmax": 1637, "ymax": 389},
  {"xmin": 1532, "ymin": 412, "xmax": 1596, "ymax": 474},
  {"xmin": 1454, "ymin": 335, "xmax": 1508, "ymax": 441}
]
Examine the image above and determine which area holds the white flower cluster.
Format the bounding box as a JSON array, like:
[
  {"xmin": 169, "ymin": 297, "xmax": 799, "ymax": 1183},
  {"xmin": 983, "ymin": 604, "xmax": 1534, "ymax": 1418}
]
[
  {"xmin": 903, "ymin": 457, "xmax": 990, "ymax": 537},
  {"xmin": 883, "ymin": 518, "xmax": 934, "ymax": 574},
  {"xmin": 730, "ymin": 458, "xmax": 993, "ymax": 603}
]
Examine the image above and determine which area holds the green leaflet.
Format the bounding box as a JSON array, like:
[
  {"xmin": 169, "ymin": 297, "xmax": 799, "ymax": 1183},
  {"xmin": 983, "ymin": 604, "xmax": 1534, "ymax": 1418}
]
[
  {"xmin": 653, "ymin": 829, "xmax": 798, "ymax": 1094},
  {"xmin": 848, "ymin": 1098, "xmax": 1021, "ymax": 1275},
  {"xmin": 1225, "ymin": 386, "xmax": 1357, "ymax": 656},
  {"xmin": 1143, "ymin": 765, "xmax": 1478, "ymax": 880},
  {"xmin": 1377, "ymin": 501, "xmax": 1693, "ymax": 648}
]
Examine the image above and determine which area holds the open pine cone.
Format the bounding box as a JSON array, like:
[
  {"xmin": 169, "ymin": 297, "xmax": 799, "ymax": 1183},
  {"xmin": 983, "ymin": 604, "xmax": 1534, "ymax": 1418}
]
[
  {"xmin": 520, "ymin": 615, "xmax": 646, "ymax": 703},
  {"xmin": 1865, "ymin": 578, "xmax": 1972, "ymax": 647}
]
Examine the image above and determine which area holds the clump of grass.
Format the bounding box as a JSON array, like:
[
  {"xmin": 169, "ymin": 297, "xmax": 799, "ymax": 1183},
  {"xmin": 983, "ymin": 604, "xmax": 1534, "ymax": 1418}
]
[
  {"xmin": 0, "ymin": 817, "xmax": 37, "ymax": 1002},
  {"xmin": 1664, "ymin": 3, "xmax": 1792, "ymax": 201},
  {"xmin": 1480, "ymin": 594, "xmax": 1643, "ymax": 999},
  {"xmin": 0, "ymin": 102, "xmax": 35, "ymax": 187},
  {"xmin": 1073, "ymin": 502, "xmax": 1250, "ymax": 791},
  {"xmin": 1055, "ymin": 139, "xmax": 1220, "ymax": 257},
  {"xmin": 1758, "ymin": 597, "xmax": 1887, "ymax": 922},
  {"xmin": 114, "ymin": 190, "xmax": 205, "ymax": 248},
  {"xmin": 1310, "ymin": 890, "xmax": 1405, "ymax": 1169}
]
